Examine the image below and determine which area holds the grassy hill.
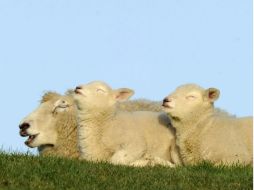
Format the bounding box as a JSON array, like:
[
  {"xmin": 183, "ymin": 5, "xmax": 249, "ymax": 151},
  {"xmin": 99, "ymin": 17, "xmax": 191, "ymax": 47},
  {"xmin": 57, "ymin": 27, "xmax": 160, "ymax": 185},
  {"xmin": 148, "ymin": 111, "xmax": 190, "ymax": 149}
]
[{"xmin": 0, "ymin": 152, "xmax": 252, "ymax": 190}]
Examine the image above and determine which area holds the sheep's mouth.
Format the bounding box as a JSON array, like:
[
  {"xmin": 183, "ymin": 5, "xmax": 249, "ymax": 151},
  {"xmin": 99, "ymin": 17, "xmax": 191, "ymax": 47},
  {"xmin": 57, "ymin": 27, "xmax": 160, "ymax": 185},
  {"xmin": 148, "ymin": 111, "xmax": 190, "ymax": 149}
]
[
  {"xmin": 74, "ymin": 89, "xmax": 83, "ymax": 95},
  {"xmin": 74, "ymin": 89, "xmax": 87, "ymax": 98},
  {"xmin": 25, "ymin": 134, "xmax": 39, "ymax": 146},
  {"xmin": 162, "ymin": 103, "xmax": 172, "ymax": 109},
  {"xmin": 20, "ymin": 129, "xmax": 29, "ymax": 137}
]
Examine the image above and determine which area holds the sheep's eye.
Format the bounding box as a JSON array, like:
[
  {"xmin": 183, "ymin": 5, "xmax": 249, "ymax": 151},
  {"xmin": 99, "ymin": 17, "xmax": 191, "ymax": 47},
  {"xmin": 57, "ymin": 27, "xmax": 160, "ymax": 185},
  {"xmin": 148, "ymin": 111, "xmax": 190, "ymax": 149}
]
[
  {"xmin": 96, "ymin": 89, "xmax": 105, "ymax": 93},
  {"xmin": 186, "ymin": 95, "xmax": 196, "ymax": 100}
]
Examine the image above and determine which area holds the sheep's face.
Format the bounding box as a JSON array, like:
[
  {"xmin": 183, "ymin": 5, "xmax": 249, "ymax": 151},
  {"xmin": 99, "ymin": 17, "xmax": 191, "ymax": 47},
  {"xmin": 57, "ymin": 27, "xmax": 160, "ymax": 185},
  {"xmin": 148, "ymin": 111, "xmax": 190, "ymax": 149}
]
[
  {"xmin": 73, "ymin": 81, "xmax": 134, "ymax": 110},
  {"xmin": 19, "ymin": 92, "xmax": 74, "ymax": 148},
  {"xmin": 163, "ymin": 84, "xmax": 220, "ymax": 120}
]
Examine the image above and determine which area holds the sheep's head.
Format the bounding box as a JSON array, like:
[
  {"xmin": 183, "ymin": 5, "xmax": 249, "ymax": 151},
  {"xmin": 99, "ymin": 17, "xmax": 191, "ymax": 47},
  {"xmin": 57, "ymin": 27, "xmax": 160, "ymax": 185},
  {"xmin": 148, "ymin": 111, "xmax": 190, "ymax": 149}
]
[
  {"xmin": 19, "ymin": 92, "xmax": 74, "ymax": 148},
  {"xmin": 73, "ymin": 81, "xmax": 134, "ymax": 111},
  {"xmin": 162, "ymin": 84, "xmax": 220, "ymax": 121}
]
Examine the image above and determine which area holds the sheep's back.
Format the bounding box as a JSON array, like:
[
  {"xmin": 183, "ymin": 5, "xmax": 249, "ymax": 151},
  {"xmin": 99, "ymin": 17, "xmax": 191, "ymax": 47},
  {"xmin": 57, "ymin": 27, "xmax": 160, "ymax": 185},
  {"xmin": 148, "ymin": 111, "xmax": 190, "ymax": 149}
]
[{"xmin": 198, "ymin": 115, "xmax": 252, "ymax": 164}]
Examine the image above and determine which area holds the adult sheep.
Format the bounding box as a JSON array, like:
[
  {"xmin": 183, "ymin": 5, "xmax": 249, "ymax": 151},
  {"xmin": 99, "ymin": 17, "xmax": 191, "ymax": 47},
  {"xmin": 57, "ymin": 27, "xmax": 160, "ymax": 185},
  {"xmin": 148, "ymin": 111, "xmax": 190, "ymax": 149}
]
[
  {"xmin": 19, "ymin": 91, "xmax": 165, "ymax": 159},
  {"xmin": 162, "ymin": 83, "xmax": 253, "ymax": 166},
  {"xmin": 19, "ymin": 91, "xmax": 79, "ymax": 158},
  {"xmin": 73, "ymin": 81, "xmax": 181, "ymax": 167}
]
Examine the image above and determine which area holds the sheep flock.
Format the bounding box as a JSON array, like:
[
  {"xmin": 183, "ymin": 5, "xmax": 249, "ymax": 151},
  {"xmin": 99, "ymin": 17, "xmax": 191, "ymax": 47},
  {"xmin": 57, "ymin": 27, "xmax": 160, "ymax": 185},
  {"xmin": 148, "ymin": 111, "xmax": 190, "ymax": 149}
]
[{"xmin": 19, "ymin": 81, "xmax": 252, "ymax": 167}]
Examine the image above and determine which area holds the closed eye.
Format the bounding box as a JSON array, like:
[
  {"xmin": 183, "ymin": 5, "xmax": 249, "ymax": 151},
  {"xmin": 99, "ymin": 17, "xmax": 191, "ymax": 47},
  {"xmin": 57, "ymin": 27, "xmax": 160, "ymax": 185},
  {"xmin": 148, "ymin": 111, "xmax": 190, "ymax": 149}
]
[
  {"xmin": 186, "ymin": 95, "xmax": 197, "ymax": 100},
  {"xmin": 96, "ymin": 88, "xmax": 106, "ymax": 93}
]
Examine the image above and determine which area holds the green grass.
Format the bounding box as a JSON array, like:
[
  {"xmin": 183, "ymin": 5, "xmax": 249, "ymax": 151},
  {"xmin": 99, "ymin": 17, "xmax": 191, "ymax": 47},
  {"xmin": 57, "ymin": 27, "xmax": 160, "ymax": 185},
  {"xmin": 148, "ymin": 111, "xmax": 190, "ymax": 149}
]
[{"xmin": 0, "ymin": 152, "xmax": 252, "ymax": 190}]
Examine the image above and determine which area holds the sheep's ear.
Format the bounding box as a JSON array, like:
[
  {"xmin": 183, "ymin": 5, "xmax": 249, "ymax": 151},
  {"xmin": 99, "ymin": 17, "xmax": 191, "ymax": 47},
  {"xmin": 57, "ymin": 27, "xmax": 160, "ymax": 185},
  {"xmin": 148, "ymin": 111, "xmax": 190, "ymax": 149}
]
[
  {"xmin": 41, "ymin": 92, "xmax": 60, "ymax": 103},
  {"xmin": 114, "ymin": 88, "xmax": 134, "ymax": 102},
  {"xmin": 52, "ymin": 99, "xmax": 70, "ymax": 114},
  {"xmin": 204, "ymin": 88, "xmax": 220, "ymax": 102}
]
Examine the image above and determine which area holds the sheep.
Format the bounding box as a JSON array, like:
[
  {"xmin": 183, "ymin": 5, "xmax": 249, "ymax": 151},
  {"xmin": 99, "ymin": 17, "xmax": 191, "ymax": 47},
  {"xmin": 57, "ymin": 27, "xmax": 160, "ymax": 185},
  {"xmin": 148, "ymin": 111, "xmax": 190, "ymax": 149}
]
[
  {"xmin": 19, "ymin": 91, "xmax": 165, "ymax": 159},
  {"xmin": 162, "ymin": 83, "xmax": 253, "ymax": 165},
  {"xmin": 19, "ymin": 91, "xmax": 79, "ymax": 158},
  {"xmin": 73, "ymin": 81, "xmax": 181, "ymax": 167}
]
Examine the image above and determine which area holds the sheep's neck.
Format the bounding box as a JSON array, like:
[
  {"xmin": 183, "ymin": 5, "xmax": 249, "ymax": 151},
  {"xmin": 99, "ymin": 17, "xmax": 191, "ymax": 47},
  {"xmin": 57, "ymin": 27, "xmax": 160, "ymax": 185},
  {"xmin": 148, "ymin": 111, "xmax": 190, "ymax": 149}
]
[
  {"xmin": 77, "ymin": 106, "xmax": 115, "ymax": 161},
  {"xmin": 56, "ymin": 111, "xmax": 79, "ymax": 158},
  {"xmin": 171, "ymin": 108, "xmax": 216, "ymax": 164},
  {"xmin": 172, "ymin": 107, "xmax": 215, "ymax": 135},
  {"xmin": 39, "ymin": 111, "xmax": 79, "ymax": 158}
]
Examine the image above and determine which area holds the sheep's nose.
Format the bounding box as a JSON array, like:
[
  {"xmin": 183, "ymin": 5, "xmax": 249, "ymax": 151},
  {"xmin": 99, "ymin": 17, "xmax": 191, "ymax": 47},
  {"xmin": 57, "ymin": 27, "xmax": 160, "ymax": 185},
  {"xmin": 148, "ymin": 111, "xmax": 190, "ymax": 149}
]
[
  {"xmin": 163, "ymin": 98, "xmax": 171, "ymax": 103},
  {"xmin": 76, "ymin": 86, "xmax": 82, "ymax": 90},
  {"xmin": 19, "ymin": 122, "xmax": 30, "ymax": 130},
  {"xmin": 75, "ymin": 86, "xmax": 83, "ymax": 94}
]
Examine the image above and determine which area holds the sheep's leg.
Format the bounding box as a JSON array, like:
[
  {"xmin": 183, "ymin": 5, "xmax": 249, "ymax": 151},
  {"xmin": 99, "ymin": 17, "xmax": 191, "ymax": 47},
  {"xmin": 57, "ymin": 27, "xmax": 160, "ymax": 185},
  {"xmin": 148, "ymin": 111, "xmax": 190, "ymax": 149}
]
[
  {"xmin": 110, "ymin": 149, "xmax": 144, "ymax": 166},
  {"xmin": 110, "ymin": 150, "xmax": 175, "ymax": 167},
  {"xmin": 149, "ymin": 157, "xmax": 175, "ymax": 167},
  {"xmin": 129, "ymin": 154, "xmax": 156, "ymax": 167},
  {"xmin": 110, "ymin": 139, "xmax": 147, "ymax": 166},
  {"xmin": 130, "ymin": 156, "xmax": 175, "ymax": 167},
  {"xmin": 130, "ymin": 159, "xmax": 151, "ymax": 167}
]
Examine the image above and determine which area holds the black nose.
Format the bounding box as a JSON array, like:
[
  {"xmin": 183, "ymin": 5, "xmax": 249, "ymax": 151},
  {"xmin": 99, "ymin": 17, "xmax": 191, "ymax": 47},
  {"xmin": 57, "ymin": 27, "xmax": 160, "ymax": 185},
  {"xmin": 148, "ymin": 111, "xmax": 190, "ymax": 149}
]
[
  {"xmin": 19, "ymin": 122, "xmax": 30, "ymax": 130},
  {"xmin": 163, "ymin": 98, "xmax": 170, "ymax": 103},
  {"xmin": 75, "ymin": 86, "xmax": 82, "ymax": 90}
]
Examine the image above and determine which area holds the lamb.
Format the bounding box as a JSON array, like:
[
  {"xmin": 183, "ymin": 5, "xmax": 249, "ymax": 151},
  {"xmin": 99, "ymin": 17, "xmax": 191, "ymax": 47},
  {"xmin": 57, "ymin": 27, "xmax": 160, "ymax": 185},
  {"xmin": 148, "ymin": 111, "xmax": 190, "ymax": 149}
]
[
  {"xmin": 19, "ymin": 91, "xmax": 164, "ymax": 159},
  {"xmin": 73, "ymin": 81, "xmax": 181, "ymax": 167},
  {"xmin": 162, "ymin": 83, "xmax": 253, "ymax": 165}
]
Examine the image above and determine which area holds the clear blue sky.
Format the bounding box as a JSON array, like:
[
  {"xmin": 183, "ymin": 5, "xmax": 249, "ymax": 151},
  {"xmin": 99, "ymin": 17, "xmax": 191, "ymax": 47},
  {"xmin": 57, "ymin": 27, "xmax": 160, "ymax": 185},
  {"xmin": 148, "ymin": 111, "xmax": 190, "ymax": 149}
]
[{"xmin": 0, "ymin": 0, "xmax": 252, "ymax": 153}]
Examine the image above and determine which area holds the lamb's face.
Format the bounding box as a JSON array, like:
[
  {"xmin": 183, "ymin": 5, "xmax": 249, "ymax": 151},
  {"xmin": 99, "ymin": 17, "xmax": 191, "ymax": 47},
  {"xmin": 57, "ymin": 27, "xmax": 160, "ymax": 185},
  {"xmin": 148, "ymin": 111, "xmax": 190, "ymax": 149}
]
[
  {"xmin": 163, "ymin": 84, "xmax": 220, "ymax": 120},
  {"xmin": 19, "ymin": 92, "xmax": 74, "ymax": 148},
  {"xmin": 73, "ymin": 81, "xmax": 134, "ymax": 110}
]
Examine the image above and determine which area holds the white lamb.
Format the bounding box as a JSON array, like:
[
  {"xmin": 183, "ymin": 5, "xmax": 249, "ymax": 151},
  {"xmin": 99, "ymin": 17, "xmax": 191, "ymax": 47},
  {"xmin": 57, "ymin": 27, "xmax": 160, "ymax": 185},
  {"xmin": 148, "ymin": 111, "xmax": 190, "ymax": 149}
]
[
  {"xmin": 162, "ymin": 83, "xmax": 253, "ymax": 165},
  {"xmin": 73, "ymin": 81, "xmax": 181, "ymax": 167}
]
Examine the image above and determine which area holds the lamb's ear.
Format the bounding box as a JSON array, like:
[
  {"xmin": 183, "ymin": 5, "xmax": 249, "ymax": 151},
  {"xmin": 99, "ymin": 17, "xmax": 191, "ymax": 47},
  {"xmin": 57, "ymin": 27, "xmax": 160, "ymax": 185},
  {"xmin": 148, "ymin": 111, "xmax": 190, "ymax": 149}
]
[
  {"xmin": 204, "ymin": 88, "xmax": 220, "ymax": 102},
  {"xmin": 52, "ymin": 99, "xmax": 70, "ymax": 114},
  {"xmin": 41, "ymin": 92, "xmax": 60, "ymax": 103},
  {"xmin": 114, "ymin": 88, "xmax": 134, "ymax": 102}
]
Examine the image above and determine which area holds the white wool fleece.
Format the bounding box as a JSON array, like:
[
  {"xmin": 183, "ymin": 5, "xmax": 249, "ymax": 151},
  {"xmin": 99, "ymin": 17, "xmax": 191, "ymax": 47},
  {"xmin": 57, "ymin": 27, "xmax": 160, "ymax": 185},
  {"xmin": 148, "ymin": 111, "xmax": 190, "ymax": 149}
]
[
  {"xmin": 163, "ymin": 84, "xmax": 253, "ymax": 166},
  {"xmin": 74, "ymin": 81, "xmax": 181, "ymax": 167}
]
